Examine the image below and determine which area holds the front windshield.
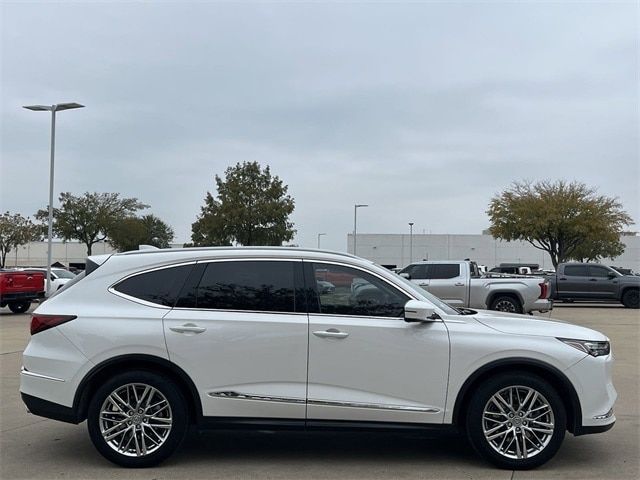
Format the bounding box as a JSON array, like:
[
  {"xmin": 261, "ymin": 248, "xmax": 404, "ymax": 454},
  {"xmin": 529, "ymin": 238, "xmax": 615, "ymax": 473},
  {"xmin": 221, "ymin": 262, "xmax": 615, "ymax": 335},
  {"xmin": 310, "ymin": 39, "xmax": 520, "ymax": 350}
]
[{"xmin": 392, "ymin": 271, "xmax": 460, "ymax": 315}]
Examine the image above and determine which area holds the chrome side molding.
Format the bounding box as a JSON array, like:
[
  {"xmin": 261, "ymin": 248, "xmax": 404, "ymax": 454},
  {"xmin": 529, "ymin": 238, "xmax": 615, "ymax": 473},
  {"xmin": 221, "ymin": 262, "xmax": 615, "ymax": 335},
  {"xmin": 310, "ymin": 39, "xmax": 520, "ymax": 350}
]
[
  {"xmin": 208, "ymin": 391, "xmax": 305, "ymax": 404},
  {"xmin": 20, "ymin": 367, "xmax": 65, "ymax": 383},
  {"xmin": 208, "ymin": 391, "xmax": 440, "ymax": 413}
]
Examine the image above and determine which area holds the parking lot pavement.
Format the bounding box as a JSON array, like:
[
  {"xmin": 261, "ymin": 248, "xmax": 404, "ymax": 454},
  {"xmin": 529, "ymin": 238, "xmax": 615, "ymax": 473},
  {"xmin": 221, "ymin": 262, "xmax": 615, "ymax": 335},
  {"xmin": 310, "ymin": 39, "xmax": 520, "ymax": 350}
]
[{"xmin": 1, "ymin": 304, "xmax": 638, "ymax": 479}]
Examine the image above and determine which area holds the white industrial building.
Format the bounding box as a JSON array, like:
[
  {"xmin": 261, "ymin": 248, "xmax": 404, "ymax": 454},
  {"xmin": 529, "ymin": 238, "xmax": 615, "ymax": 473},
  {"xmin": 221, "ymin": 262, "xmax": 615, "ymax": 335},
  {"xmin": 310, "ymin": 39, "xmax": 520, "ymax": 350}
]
[
  {"xmin": 5, "ymin": 234, "xmax": 639, "ymax": 273},
  {"xmin": 347, "ymin": 233, "xmax": 640, "ymax": 271}
]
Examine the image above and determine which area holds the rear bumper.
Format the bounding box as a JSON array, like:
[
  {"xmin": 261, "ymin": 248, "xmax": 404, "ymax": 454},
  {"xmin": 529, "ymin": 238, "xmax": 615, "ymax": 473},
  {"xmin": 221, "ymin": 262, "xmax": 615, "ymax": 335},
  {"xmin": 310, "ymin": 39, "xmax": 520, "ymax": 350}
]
[
  {"xmin": 525, "ymin": 298, "xmax": 553, "ymax": 313},
  {"xmin": 0, "ymin": 291, "xmax": 44, "ymax": 303},
  {"xmin": 21, "ymin": 392, "xmax": 80, "ymax": 424}
]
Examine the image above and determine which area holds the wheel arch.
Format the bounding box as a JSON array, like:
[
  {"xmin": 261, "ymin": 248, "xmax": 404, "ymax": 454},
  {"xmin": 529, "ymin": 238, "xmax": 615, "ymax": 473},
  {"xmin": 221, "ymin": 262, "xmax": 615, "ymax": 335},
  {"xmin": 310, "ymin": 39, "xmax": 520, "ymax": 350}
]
[
  {"xmin": 73, "ymin": 354, "xmax": 202, "ymax": 425},
  {"xmin": 451, "ymin": 357, "xmax": 582, "ymax": 434}
]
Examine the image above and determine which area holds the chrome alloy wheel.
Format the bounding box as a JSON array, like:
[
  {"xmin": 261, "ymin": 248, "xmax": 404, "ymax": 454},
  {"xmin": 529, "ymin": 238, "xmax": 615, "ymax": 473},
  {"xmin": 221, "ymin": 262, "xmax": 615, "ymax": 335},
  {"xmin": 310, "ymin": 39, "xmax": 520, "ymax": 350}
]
[
  {"xmin": 99, "ymin": 383, "xmax": 173, "ymax": 457},
  {"xmin": 482, "ymin": 386, "xmax": 555, "ymax": 460}
]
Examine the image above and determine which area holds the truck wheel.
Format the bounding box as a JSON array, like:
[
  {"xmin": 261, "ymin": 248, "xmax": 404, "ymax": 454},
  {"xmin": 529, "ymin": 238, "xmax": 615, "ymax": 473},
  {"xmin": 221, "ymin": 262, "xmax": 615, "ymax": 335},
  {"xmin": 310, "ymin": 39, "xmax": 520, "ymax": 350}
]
[
  {"xmin": 466, "ymin": 371, "xmax": 566, "ymax": 469},
  {"xmin": 490, "ymin": 295, "xmax": 522, "ymax": 314},
  {"xmin": 622, "ymin": 289, "xmax": 639, "ymax": 309},
  {"xmin": 8, "ymin": 301, "xmax": 30, "ymax": 314}
]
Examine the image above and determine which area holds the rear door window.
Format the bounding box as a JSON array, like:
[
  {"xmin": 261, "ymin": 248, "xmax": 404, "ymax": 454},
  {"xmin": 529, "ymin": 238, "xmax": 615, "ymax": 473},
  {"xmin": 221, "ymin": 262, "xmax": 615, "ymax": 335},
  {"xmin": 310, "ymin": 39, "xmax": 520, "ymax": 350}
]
[
  {"xmin": 589, "ymin": 266, "xmax": 612, "ymax": 278},
  {"xmin": 564, "ymin": 265, "xmax": 588, "ymax": 276},
  {"xmin": 187, "ymin": 260, "xmax": 298, "ymax": 313},
  {"xmin": 113, "ymin": 264, "xmax": 194, "ymax": 307},
  {"xmin": 426, "ymin": 264, "xmax": 460, "ymax": 279}
]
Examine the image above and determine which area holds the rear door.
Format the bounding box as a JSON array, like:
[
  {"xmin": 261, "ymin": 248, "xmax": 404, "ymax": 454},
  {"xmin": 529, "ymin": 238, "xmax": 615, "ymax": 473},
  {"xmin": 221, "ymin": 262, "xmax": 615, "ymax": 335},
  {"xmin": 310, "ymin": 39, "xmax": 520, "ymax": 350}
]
[
  {"xmin": 587, "ymin": 265, "xmax": 619, "ymax": 299},
  {"xmin": 163, "ymin": 259, "xmax": 309, "ymax": 419},
  {"xmin": 557, "ymin": 265, "xmax": 590, "ymax": 298},
  {"xmin": 426, "ymin": 263, "xmax": 469, "ymax": 306}
]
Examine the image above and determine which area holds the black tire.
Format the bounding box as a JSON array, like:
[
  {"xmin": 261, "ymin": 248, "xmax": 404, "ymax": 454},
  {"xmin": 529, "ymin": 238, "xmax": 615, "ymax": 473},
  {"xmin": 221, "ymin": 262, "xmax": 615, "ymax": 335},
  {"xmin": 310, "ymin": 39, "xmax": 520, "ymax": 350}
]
[
  {"xmin": 489, "ymin": 295, "xmax": 523, "ymax": 314},
  {"xmin": 8, "ymin": 301, "xmax": 30, "ymax": 314},
  {"xmin": 466, "ymin": 372, "xmax": 566, "ymax": 470},
  {"xmin": 87, "ymin": 370, "xmax": 189, "ymax": 467},
  {"xmin": 621, "ymin": 289, "xmax": 639, "ymax": 309}
]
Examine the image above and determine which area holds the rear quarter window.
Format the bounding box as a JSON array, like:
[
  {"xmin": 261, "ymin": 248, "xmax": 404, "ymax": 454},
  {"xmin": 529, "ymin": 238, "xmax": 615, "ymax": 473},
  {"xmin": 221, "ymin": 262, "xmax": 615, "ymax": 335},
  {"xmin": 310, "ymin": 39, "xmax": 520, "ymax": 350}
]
[{"xmin": 113, "ymin": 264, "xmax": 194, "ymax": 307}]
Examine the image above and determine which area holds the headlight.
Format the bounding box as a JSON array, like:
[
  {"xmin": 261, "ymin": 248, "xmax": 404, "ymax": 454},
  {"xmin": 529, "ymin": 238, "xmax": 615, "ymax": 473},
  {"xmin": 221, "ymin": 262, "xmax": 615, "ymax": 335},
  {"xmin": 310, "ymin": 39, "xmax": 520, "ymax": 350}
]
[{"xmin": 557, "ymin": 338, "xmax": 610, "ymax": 357}]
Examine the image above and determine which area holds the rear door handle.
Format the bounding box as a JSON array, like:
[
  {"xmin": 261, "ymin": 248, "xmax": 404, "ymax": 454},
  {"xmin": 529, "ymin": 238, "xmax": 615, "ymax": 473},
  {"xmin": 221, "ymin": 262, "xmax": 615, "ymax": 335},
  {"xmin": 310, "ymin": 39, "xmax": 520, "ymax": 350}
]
[
  {"xmin": 589, "ymin": 279, "xmax": 597, "ymax": 282},
  {"xmin": 454, "ymin": 282, "xmax": 465, "ymax": 287},
  {"xmin": 169, "ymin": 323, "xmax": 206, "ymax": 334},
  {"xmin": 313, "ymin": 328, "xmax": 349, "ymax": 339}
]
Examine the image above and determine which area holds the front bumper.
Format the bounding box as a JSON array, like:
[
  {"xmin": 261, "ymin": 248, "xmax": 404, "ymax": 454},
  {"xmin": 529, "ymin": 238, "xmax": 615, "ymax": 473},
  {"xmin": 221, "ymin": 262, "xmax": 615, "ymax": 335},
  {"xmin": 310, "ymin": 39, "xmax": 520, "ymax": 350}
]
[{"xmin": 566, "ymin": 351, "xmax": 617, "ymax": 435}]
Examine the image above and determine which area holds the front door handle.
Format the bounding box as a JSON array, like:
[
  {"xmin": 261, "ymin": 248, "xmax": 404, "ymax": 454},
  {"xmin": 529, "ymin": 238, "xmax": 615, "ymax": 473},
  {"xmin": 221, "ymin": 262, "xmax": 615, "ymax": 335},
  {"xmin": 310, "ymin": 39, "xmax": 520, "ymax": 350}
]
[
  {"xmin": 313, "ymin": 328, "xmax": 349, "ymax": 339},
  {"xmin": 454, "ymin": 282, "xmax": 465, "ymax": 287},
  {"xmin": 169, "ymin": 323, "xmax": 206, "ymax": 334}
]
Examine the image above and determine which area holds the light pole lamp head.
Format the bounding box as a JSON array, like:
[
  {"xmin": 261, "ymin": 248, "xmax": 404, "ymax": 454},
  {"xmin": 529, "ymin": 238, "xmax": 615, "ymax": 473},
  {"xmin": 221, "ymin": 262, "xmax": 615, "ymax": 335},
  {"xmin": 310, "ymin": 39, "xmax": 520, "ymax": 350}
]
[
  {"xmin": 24, "ymin": 103, "xmax": 85, "ymax": 112},
  {"xmin": 55, "ymin": 102, "xmax": 85, "ymax": 111},
  {"xmin": 409, "ymin": 222, "xmax": 414, "ymax": 227},
  {"xmin": 23, "ymin": 105, "xmax": 53, "ymax": 111}
]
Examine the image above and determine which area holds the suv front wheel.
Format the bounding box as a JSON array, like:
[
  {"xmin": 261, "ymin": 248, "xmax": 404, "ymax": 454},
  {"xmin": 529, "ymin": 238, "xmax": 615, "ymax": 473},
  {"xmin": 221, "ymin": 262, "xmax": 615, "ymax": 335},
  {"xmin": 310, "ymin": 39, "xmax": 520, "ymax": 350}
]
[
  {"xmin": 87, "ymin": 370, "xmax": 188, "ymax": 467},
  {"xmin": 466, "ymin": 372, "xmax": 566, "ymax": 469}
]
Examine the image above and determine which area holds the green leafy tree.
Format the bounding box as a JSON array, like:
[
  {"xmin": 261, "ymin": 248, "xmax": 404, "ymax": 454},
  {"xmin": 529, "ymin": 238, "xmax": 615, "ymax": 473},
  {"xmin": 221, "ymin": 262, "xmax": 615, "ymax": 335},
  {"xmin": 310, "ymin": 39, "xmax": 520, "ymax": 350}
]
[
  {"xmin": 191, "ymin": 162, "xmax": 296, "ymax": 246},
  {"xmin": 487, "ymin": 180, "xmax": 632, "ymax": 267},
  {"xmin": 36, "ymin": 192, "xmax": 148, "ymax": 256},
  {"xmin": 0, "ymin": 212, "xmax": 41, "ymax": 268},
  {"xmin": 108, "ymin": 215, "xmax": 175, "ymax": 252}
]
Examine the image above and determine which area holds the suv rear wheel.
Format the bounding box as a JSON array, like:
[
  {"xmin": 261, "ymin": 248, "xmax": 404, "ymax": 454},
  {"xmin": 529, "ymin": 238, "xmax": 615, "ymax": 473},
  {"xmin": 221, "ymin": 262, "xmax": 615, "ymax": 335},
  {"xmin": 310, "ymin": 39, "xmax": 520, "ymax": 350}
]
[
  {"xmin": 466, "ymin": 372, "xmax": 566, "ymax": 469},
  {"xmin": 87, "ymin": 370, "xmax": 188, "ymax": 467}
]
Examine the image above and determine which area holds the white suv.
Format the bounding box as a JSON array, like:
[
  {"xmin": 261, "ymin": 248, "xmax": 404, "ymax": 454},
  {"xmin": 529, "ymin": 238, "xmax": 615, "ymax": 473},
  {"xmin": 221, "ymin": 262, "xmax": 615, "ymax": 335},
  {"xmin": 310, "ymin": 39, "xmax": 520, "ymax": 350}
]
[{"xmin": 20, "ymin": 248, "xmax": 616, "ymax": 469}]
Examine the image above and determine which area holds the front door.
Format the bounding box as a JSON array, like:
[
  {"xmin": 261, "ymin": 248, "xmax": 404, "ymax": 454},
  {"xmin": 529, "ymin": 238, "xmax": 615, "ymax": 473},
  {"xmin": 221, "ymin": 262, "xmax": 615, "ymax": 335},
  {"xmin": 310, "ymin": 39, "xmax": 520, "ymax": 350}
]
[
  {"xmin": 163, "ymin": 259, "xmax": 308, "ymax": 419},
  {"xmin": 306, "ymin": 262, "xmax": 450, "ymax": 424},
  {"xmin": 425, "ymin": 263, "xmax": 469, "ymax": 307}
]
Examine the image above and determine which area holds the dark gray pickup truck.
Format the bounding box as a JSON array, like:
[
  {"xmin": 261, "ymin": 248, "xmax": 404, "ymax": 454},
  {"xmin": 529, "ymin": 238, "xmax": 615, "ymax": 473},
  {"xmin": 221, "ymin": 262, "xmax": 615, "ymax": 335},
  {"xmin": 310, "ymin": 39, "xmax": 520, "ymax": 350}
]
[{"xmin": 548, "ymin": 262, "xmax": 639, "ymax": 308}]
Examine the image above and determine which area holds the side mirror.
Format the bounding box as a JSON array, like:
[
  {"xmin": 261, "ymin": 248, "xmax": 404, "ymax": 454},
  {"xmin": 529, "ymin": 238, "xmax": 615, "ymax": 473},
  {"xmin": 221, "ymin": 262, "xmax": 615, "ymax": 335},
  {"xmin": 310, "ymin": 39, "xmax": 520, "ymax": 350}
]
[
  {"xmin": 399, "ymin": 272, "xmax": 411, "ymax": 279},
  {"xmin": 608, "ymin": 272, "xmax": 617, "ymax": 279},
  {"xmin": 404, "ymin": 300, "xmax": 440, "ymax": 322}
]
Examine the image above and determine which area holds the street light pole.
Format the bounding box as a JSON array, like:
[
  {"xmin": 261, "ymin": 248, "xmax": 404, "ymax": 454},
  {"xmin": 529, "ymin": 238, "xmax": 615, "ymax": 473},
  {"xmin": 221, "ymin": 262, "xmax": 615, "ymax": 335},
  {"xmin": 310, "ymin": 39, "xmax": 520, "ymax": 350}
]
[
  {"xmin": 409, "ymin": 222, "xmax": 414, "ymax": 265},
  {"xmin": 24, "ymin": 103, "xmax": 84, "ymax": 296},
  {"xmin": 353, "ymin": 204, "xmax": 368, "ymax": 255},
  {"xmin": 317, "ymin": 233, "xmax": 326, "ymax": 248}
]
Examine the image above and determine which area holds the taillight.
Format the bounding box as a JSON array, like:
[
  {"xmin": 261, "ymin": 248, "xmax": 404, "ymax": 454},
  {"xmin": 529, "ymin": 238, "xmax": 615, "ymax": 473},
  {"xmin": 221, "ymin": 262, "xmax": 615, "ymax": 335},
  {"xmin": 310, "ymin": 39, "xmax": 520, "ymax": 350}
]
[
  {"xmin": 539, "ymin": 282, "xmax": 549, "ymax": 299},
  {"xmin": 30, "ymin": 314, "xmax": 77, "ymax": 335}
]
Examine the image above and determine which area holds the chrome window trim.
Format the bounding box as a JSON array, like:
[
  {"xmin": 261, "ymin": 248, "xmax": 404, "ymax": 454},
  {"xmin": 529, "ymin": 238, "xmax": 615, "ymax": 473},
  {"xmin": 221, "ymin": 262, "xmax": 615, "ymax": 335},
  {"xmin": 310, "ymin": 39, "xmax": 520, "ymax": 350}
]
[
  {"xmin": 171, "ymin": 306, "xmax": 308, "ymax": 317},
  {"xmin": 208, "ymin": 391, "xmax": 440, "ymax": 413},
  {"xmin": 108, "ymin": 260, "xmax": 198, "ymax": 309}
]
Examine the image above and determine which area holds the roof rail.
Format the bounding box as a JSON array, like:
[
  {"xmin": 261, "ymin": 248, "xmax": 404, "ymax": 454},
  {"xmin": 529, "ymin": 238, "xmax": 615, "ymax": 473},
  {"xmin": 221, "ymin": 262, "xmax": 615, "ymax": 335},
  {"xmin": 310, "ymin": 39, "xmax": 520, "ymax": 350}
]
[{"xmin": 117, "ymin": 246, "xmax": 360, "ymax": 259}]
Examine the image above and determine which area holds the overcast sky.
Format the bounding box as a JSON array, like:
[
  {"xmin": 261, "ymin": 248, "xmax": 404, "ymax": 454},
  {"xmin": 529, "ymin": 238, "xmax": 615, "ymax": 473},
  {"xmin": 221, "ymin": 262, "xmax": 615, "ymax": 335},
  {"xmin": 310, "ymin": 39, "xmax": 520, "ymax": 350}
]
[{"xmin": 1, "ymin": 1, "xmax": 638, "ymax": 251}]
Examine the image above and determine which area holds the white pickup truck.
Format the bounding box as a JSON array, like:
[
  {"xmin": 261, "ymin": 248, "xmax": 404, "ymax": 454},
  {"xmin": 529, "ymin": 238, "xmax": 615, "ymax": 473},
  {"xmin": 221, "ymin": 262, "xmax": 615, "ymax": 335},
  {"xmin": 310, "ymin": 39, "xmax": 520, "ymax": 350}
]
[{"xmin": 398, "ymin": 260, "xmax": 552, "ymax": 314}]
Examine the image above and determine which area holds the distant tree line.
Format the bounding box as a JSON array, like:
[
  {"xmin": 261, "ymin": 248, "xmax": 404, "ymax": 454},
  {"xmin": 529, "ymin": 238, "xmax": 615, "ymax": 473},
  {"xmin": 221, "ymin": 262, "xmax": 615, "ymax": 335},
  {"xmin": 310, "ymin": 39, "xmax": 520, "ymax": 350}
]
[{"xmin": 2, "ymin": 169, "xmax": 632, "ymax": 270}]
